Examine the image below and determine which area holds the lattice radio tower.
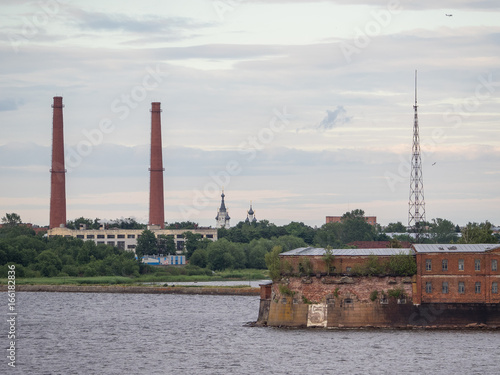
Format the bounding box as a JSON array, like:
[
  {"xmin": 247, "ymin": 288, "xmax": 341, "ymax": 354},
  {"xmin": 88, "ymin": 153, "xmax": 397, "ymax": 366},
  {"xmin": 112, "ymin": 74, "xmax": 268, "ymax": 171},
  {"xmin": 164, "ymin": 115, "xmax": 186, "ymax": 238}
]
[{"xmin": 408, "ymin": 70, "xmax": 426, "ymax": 242}]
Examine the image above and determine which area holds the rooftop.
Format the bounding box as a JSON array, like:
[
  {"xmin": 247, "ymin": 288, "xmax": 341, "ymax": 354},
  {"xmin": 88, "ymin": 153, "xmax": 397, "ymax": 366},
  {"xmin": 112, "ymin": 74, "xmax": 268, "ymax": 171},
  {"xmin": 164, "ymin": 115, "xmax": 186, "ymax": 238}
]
[
  {"xmin": 413, "ymin": 244, "xmax": 500, "ymax": 253},
  {"xmin": 281, "ymin": 247, "xmax": 414, "ymax": 257}
]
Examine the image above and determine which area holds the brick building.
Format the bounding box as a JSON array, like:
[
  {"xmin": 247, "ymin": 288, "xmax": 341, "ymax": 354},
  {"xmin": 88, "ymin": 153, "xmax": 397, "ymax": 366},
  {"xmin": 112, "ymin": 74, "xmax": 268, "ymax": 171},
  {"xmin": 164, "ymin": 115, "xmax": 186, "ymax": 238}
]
[{"xmin": 413, "ymin": 244, "xmax": 500, "ymax": 304}]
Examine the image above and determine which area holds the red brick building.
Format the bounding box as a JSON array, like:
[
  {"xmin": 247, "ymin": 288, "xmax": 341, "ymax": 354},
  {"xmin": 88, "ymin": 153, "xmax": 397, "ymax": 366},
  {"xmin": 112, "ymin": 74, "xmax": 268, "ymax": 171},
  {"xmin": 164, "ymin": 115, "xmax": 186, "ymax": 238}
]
[{"xmin": 413, "ymin": 244, "xmax": 500, "ymax": 304}]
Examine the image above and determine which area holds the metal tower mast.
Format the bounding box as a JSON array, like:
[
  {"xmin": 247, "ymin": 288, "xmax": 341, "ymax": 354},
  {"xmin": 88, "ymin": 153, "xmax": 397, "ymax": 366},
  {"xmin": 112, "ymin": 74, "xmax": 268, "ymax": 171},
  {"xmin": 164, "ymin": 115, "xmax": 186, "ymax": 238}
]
[{"xmin": 408, "ymin": 70, "xmax": 426, "ymax": 242}]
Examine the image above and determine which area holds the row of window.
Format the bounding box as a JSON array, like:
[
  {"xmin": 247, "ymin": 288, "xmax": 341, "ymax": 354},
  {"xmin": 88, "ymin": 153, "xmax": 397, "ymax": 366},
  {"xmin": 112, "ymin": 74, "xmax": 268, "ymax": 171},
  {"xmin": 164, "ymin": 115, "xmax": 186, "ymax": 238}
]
[
  {"xmin": 74, "ymin": 233, "xmax": 214, "ymax": 240},
  {"xmin": 425, "ymin": 281, "xmax": 498, "ymax": 294},
  {"xmin": 425, "ymin": 259, "xmax": 498, "ymax": 272}
]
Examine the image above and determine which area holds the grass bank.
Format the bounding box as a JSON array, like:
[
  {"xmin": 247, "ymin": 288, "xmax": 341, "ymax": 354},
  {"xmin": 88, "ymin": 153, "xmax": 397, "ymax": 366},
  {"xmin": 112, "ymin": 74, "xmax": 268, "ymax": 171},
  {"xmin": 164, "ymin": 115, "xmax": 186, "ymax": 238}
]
[{"xmin": 0, "ymin": 268, "xmax": 269, "ymax": 286}]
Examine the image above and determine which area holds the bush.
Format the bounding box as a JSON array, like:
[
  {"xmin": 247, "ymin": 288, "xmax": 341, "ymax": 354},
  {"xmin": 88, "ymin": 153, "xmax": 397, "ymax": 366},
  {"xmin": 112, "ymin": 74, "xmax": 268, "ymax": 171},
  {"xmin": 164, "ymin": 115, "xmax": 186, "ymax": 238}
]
[
  {"xmin": 387, "ymin": 287, "xmax": 405, "ymax": 299},
  {"xmin": 369, "ymin": 290, "xmax": 379, "ymax": 302},
  {"xmin": 279, "ymin": 283, "xmax": 295, "ymax": 296}
]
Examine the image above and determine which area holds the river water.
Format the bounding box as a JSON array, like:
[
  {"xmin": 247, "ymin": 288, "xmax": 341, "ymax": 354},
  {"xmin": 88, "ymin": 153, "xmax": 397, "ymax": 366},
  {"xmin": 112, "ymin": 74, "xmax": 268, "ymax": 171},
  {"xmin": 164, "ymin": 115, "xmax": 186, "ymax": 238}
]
[{"xmin": 2, "ymin": 292, "xmax": 500, "ymax": 374}]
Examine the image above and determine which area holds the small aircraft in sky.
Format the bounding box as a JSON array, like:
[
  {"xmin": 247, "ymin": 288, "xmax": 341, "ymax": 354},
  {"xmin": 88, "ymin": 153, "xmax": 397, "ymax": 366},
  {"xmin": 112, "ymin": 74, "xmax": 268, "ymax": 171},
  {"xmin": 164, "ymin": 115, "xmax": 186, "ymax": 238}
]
[{"xmin": 445, "ymin": 14, "xmax": 453, "ymax": 17}]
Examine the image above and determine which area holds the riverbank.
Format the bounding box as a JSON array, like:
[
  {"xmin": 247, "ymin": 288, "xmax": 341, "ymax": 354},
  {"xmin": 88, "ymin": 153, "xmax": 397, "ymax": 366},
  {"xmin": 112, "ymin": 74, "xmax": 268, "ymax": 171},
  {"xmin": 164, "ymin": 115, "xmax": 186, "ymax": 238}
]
[{"xmin": 0, "ymin": 284, "xmax": 260, "ymax": 296}]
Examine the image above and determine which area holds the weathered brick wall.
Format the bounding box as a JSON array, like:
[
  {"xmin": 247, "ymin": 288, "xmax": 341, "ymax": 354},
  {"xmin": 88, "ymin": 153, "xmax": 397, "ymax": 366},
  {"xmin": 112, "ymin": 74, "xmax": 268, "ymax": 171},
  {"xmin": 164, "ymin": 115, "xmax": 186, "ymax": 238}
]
[{"xmin": 273, "ymin": 275, "xmax": 413, "ymax": 304}]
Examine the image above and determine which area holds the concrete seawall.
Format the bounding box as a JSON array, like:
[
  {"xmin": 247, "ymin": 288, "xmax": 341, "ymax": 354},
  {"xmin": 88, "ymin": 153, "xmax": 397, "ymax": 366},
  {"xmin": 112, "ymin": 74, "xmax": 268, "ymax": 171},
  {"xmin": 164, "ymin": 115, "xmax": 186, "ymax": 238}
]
[{"xmin": 0, "ymin": 284, "xmax": 260, "ymax": 296}]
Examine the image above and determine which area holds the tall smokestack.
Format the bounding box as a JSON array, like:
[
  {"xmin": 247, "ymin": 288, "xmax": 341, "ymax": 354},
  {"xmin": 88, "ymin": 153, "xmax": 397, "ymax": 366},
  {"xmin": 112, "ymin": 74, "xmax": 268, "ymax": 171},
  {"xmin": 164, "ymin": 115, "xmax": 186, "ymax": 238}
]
[
  {"xmin": 149, "ymin": 102, "xmax": 165, "ymax": 228},
  {"xmin": 49, "ymin": 96, "xmax": 67, "ymax": 229}
]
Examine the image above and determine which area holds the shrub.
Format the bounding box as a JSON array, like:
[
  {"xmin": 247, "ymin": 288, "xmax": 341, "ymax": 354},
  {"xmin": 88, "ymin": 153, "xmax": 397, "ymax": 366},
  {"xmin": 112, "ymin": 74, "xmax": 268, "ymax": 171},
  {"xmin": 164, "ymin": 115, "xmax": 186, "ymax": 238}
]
[
  {"xmin": 279, "ymin": 284, "xmax": 295, "ymax": 297},
  {"xmin": 387, "ymin": 287, "xmax": 405, "ymax": 299},
  {"xmin": 369, "ymin": 290, "xmax": 379, "ymax": 302}
]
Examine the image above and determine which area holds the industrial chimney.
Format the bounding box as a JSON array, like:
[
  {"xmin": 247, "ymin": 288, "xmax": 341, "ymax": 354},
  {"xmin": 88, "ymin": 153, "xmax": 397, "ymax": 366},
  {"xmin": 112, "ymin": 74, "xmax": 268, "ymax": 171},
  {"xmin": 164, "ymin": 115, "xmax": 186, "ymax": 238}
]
[
  {"xmin": 49, "ymin": 96, "xmax": 67, "ymax": 229},
  {"xmin": 149, "ymin": 102, "xmax": 165, "ymax": 228}
]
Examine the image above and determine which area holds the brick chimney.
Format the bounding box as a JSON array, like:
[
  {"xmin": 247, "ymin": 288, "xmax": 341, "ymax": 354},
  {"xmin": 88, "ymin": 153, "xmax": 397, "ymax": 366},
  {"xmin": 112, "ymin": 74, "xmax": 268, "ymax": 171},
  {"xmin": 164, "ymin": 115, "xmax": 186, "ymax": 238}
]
[
  {"xmin": 49, "ymin": 96, "xmax": 67, "ymax": 228},
  {"xmin": 149, "ymin": 102, "xmax": 165, "ymax": 228}
]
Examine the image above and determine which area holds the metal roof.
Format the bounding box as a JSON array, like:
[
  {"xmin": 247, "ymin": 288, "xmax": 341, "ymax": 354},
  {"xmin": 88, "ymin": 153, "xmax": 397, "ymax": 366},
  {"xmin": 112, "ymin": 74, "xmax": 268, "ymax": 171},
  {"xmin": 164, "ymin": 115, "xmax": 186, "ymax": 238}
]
[
  {"xmin": 413, "ymin": 244, "xmax": 500, "ymax": 253},
  {"xmin": 281, "ymin": 247, "xmax": 414, "ymax": 256}
]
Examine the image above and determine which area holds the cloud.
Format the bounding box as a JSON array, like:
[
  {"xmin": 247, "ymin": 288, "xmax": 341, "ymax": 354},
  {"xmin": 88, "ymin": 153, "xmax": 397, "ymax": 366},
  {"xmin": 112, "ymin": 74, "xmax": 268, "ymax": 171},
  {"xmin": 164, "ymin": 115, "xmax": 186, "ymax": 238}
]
[
  {"xmin": 317, "ymin": 106, "xmax": 352, "ymax": 130},
  {"xmin": 0, "ymin": 98, "xmax": 23, "ymax": 111},
  {"xmin": 72, "ymin": 9, "xmax": 214, "ymax": 36}
]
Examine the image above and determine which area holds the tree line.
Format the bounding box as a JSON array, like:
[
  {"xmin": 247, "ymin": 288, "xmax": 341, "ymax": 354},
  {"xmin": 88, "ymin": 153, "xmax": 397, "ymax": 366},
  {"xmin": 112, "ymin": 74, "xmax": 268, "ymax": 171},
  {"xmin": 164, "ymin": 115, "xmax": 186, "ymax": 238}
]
[
  {"xmin": 0, "ymin": 217, "xmax": 140, "ymax": 278},
  {"xmin": 1, "ymin": 211, "xmax": 498, "ymax": 277}
]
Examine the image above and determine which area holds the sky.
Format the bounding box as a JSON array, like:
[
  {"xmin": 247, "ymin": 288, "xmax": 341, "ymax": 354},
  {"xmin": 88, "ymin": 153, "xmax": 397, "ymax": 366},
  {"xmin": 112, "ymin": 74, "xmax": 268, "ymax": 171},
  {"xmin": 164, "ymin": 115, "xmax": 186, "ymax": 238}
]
[{"xmin": 0, "ymin": 0, "xmax": 499, "ymax": 228}]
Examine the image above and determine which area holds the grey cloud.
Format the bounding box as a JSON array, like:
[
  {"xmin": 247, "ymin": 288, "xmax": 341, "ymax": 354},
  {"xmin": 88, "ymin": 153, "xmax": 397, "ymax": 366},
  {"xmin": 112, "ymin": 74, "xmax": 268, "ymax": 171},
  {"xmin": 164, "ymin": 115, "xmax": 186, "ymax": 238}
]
[
  {"xmin": 0, "ymin": 99, "xmax": 23, "ymax": 111},
  {"xmin": 72, "ymin": 9, "xmax": 214, "ymax": 35},
  {"xmin": 317, "ymin": 106, "xmax": 352, "ymax": 130}
]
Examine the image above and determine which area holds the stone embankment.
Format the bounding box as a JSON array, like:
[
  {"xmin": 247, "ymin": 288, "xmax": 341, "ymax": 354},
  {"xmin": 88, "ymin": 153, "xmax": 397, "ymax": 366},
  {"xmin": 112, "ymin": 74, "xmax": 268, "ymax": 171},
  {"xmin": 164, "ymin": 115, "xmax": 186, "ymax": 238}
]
[{"xmin": 0, "ymin": 284, "xmax": 260, "ymax": 296}]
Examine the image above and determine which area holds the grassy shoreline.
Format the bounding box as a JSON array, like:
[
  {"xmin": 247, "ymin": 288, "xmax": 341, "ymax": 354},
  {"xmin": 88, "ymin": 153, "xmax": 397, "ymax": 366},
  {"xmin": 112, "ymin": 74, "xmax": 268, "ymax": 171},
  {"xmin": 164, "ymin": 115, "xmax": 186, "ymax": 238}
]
[{"xmin": 0, "ymin": 269, "xmax": 270, "ymax": 286}]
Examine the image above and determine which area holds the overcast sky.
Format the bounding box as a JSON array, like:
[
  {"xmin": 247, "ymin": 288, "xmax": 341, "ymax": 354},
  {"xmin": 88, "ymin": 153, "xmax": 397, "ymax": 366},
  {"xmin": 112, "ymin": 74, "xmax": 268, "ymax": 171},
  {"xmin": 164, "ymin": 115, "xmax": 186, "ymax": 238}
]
[{"xmin": 1, "ymin": 0, "xmax": 499, "ymax": 228}]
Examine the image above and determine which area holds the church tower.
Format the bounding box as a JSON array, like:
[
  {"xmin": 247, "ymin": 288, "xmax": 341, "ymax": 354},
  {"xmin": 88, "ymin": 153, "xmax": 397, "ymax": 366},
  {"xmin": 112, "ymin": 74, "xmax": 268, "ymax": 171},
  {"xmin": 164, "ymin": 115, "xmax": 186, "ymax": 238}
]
[
  {"xmin": 245, "ymin": 201, "xmax": 257, "ymax": 224},
  {"xmin": 215, "ymin": 190, "xmax": 231, "ymax": 229}
]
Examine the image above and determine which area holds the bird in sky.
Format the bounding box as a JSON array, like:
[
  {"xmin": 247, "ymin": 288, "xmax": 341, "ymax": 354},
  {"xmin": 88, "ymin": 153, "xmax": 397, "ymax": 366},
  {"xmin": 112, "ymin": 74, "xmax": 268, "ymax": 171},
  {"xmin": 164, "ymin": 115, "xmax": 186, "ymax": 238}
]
[
  {"xmin": 432, "ymin": 162, "xmax": 437, "ymax": 166},
  {"xmin": 445, "ymin": 14, "xmax": 453, "ymax": 17}
]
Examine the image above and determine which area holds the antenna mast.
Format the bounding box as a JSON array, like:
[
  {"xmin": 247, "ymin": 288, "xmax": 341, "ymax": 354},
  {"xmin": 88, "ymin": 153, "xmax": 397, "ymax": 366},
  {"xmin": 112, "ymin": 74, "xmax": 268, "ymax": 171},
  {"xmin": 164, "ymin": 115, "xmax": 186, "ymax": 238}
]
[{"xmin": 408, "ymin": 70, "xmax": 426, "ymax": 243}]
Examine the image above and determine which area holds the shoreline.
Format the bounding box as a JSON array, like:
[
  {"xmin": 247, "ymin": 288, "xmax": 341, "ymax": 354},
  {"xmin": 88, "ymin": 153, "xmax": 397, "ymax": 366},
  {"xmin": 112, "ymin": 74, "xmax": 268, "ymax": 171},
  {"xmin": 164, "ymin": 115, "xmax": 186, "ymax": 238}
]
[{"xmin": 0, "ymin": 284, "xmax": 260, "ymax": 296}]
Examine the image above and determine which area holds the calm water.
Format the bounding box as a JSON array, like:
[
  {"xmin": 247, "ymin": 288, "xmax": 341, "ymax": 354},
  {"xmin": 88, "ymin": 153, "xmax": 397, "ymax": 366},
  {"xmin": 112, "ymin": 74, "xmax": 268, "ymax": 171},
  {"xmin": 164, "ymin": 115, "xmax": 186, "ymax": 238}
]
[{"xmin": 2, "ymin": 292, "xmax": 500, "ymax": 374}]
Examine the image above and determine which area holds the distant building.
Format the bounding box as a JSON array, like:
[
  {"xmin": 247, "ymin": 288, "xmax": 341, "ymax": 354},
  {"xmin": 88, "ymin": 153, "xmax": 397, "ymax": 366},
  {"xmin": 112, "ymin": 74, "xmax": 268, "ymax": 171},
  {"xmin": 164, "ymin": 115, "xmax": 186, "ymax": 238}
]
[
  {"xmin": 245, "ymin": 202, "xmax": 257, "ymax": 224},
  {"xmin": 215, "ymin": 190, "xmax": 231, "ymax": 229},
  {"xmin": 326, "ymin": 215, "xmax": 377, "ymax": 226},
  {"xmin": 140, "ymin": 255, "xmax": 185, "ymax": 266},
  {"xmin": 47, "ymin": 226, "xmax": 217, "ymax": 253}
]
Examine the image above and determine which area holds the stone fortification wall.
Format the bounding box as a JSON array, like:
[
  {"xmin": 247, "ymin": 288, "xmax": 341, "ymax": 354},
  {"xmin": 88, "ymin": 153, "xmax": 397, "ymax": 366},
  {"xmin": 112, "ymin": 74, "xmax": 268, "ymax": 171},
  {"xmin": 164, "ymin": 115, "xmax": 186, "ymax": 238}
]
[{"xmin": 257, "ymin": 276, "xmax": 500, "ymax": 328}]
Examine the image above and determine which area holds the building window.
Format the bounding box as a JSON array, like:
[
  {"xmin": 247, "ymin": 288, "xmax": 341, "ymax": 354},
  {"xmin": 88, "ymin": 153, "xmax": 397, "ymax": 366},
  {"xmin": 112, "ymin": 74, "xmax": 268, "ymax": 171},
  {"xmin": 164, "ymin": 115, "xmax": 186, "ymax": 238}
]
[
  {"xmin": 344, "ymin": 298, "xmax": 353, "ymax": 306},
  {"xmin": 97, "ymin": 234, "xmax": 105, "ymax": 239},
  {"xmin": 425, "ymin": 259, "xmax": 432, "ymax": 271},
  {"xmin": 86, "ymin": 234, "xmax": 95, "ymax": 239},
  {"xmin": 492, "ymin": 282, "xmax": 498, "ymax": 294},
  {"xmin": 442, "ymin": 282, "xmax": 449, "ymax": 294},
  {"xmin": 475, "ymin": 282, "xmax": 481, "ymax": 294},
  {"xmin": 107, "ymin": 241, "xmax": 115, "ymax": 246},
  {"xmin": 475, "ymin": 259, "xmax": 481, "ymax": 271},
  {"xmin": 458, "ymin": 259, "xmax": 464, "ymax": 271},
  {"xmin": 127, "ymin": 234, "xmax": 135, "ymax": 239},
  {"xmin": 442, "ymin": 259, "xmax": 448, "ymax": 271},
  {"xmin": 206, "ymin": 234, "xmax": 213, "ymax": 239},
  {"xmin": 117, "ymin": 241, "xmax": 125, "ymax": 249},
  {"xmin": 76, "ymin": 235, "xmax": 84, "ymax": 239},
  {"xmin": 492, "ymin": 260, "xmax": 498, "ymax": 272},
  {"xmin": 117, "ymin": 234, "xmax": 125, "ymax": 239},
  {"xmin": 458, "ymin": 282, "xmax": 465, "ymax": 294},
  {"xmin": 107, "ymin": 234, "xmax": 115, "ymax": 239},
  {"xmin": 97, "ymin": 241, "xmax": 104, "ymax": 244},
  {"xmin": 127, "ymin": 245, "xmax": 136, "ymax": 249},
  {"xmin": 380, "ymin": 296, "xmax": 388, "ymax": 304},
  {"xmin": 346, "ymin": 267, "xmax": 352, "ymax": 272},
  {"xmin": 425, "ymin": 282, "xmax": 432, "ymax": 293}
]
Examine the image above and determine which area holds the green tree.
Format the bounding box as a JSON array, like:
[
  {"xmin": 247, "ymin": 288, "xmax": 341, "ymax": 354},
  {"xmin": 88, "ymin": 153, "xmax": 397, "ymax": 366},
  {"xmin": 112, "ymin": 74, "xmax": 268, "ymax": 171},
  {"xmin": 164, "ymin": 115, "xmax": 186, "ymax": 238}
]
[
  {"xmin": 189, "ymin": 249, "xmax": 208, "ymax": 268},
  {"xmin": 1, "ymin": 213, "xmax": 22, "ymax": 226},
  {"xmin": 272, "ymin": 235, "xmax": 306, "ymax": 252},
  {"xmin": 314, "ymin": 222, "xmax": 342, "ymax": 248},
  {"xmin": 183, "ymin": 231, "xmax": 203, "ymax": 259},
  {"xmin": 429, "ymin": 218, "xmax": 458, "ymax": 243},
  {"xmin": 384, "ymin": 222, "xmax": 407, "ymax": 233},
  {"xmin": 206, "ymin": 238, "xmax": 246, "ymax": 271},
  {"xmin": 135, "ymin": 230, "xmax": 158, "ymax": 257},
  {"xmin": 158, "ymin": 235, "xmax": 176, "ymax": 255},
  {"xmin": 322, "ymin": 246, "xmax": 335, "ymax": 275},
  {"xmin": 265, "ymin": 245, "xmax": 283, "ymax": 281},
  {"xmin": 458, "ymin": 222, "xmax": 498, "ymax": 244}
]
